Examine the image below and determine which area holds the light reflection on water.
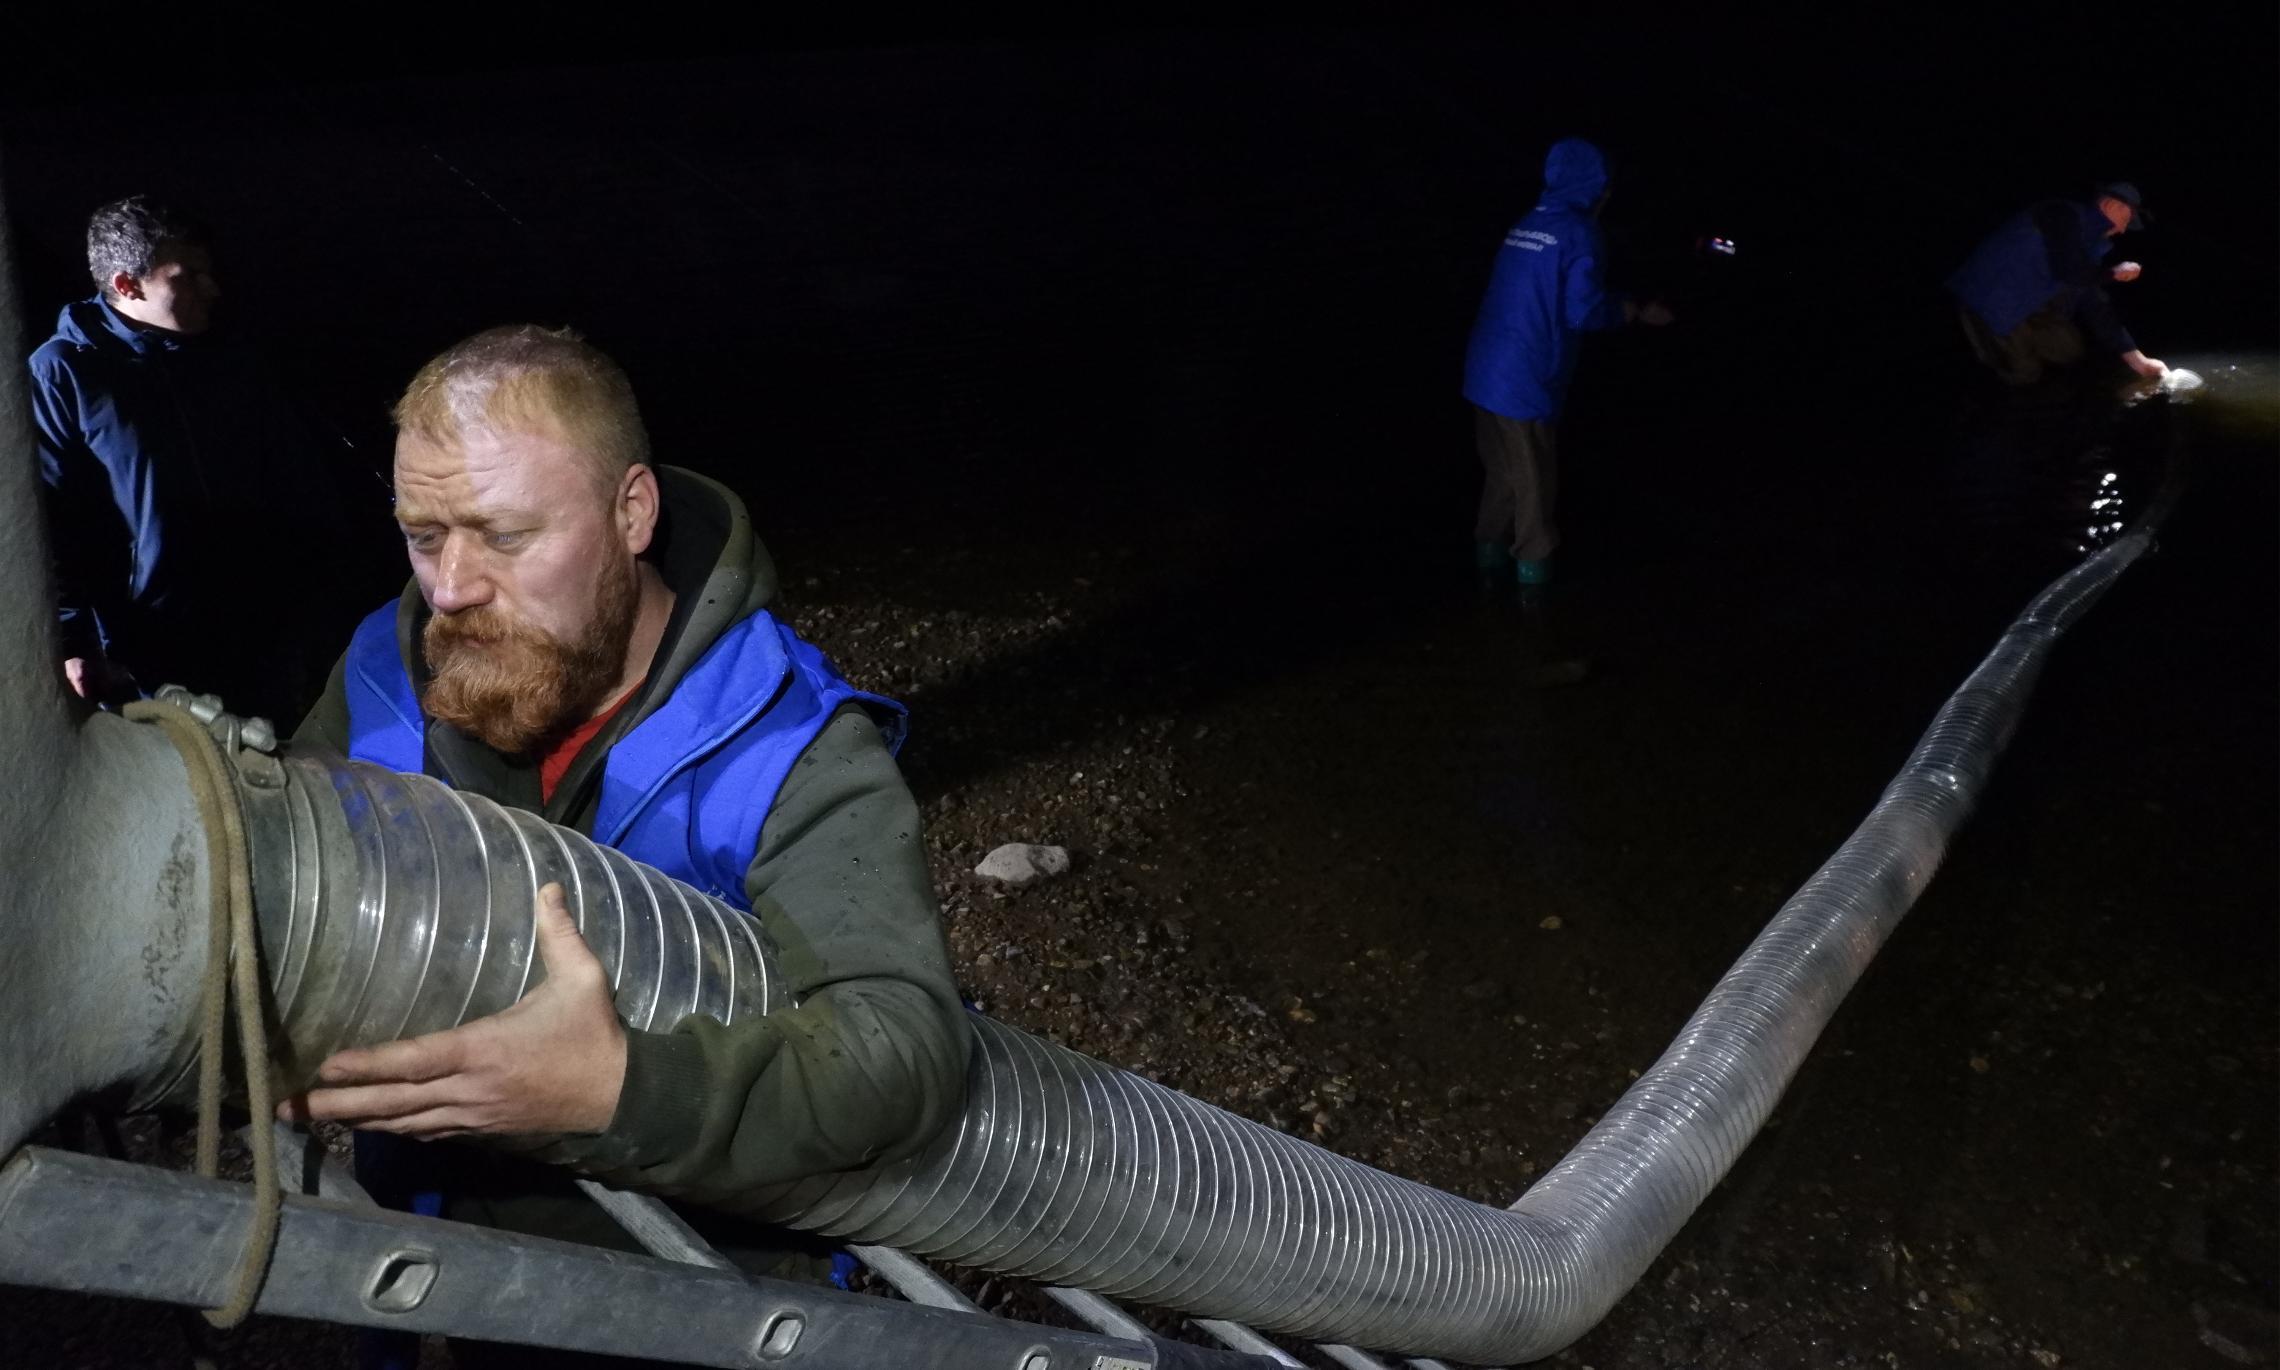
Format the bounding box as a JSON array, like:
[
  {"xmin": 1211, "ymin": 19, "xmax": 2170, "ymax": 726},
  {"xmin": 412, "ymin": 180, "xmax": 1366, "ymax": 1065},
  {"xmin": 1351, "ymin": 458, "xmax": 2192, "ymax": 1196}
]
[
  {"xmin": 1950, "ymin": 388, "xmax": 2140, "ymax": 560},
  {"xmin": 1948, "ymin": 353, "xmax": 2275, "ymax": 563},
  {"xmin": 2141, "ymin": 354, "xmax": 2280, "ymax": 436}
]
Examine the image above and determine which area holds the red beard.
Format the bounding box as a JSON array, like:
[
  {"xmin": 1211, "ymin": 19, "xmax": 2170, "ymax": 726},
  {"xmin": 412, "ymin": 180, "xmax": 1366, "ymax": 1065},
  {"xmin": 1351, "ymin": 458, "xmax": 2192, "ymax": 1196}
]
[{"xmin": 420, "ymin": 553, "xmax": 638, "ymax": 755}]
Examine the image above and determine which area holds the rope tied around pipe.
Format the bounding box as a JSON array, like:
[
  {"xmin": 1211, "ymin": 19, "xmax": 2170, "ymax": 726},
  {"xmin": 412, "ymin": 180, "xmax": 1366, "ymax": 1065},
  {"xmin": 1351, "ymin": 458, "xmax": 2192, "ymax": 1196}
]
[{"xmin": 122, "ymin": 698, "xmax": 280, "ymax": 1329}]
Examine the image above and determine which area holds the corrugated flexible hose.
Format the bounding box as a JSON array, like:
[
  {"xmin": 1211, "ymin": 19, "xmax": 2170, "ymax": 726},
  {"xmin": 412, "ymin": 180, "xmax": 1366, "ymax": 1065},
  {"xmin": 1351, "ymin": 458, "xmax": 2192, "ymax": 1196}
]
[{"xmin": 138, "ymin": 447, "xmax": 2175, "ymax": 1364}]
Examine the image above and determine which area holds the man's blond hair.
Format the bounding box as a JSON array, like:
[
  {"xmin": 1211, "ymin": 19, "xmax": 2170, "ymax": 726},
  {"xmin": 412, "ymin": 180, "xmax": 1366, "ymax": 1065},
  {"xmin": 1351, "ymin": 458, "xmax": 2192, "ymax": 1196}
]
[{"xmin": 393, "ymin": 325, "xmax": 650, "ymax": 493}]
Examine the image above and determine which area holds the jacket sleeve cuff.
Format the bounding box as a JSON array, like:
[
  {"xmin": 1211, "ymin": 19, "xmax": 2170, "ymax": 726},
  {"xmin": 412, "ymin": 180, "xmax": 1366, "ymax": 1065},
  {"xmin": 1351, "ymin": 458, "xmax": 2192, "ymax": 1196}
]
[{"xmin": 556, "ymin": 1027, "xmax": 711, "ymax": 1173}]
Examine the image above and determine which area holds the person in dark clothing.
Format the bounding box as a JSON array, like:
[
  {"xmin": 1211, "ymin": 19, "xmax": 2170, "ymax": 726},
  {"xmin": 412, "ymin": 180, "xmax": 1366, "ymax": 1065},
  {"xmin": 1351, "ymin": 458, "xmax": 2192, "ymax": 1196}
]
[
  {"xmin": 28, "ymin": 196, "xmax": 348, "ymax": 723},
  {"xmin": 1947, "ymin": 182, "xmax": 2169, "ymax": 387},
  {"xmin": 1463, "ymin": 139, "xmax": 1671, "ymax": 587}
]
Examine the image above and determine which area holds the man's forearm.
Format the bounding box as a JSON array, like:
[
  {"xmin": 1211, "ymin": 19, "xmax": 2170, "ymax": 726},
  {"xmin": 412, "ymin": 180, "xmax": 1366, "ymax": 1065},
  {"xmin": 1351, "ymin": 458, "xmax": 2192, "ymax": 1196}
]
[
  {"xmin": 558, "ymin": 975, "xmax": 970, "ymax": 1203},
  {"xmin": 552, "ymin": 702, "xmax": 970, "ymax": 1201}
]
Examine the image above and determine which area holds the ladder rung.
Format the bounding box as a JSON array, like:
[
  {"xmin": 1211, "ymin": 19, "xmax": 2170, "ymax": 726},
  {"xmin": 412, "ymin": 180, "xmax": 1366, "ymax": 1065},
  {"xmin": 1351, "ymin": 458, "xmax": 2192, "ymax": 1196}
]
[
  {"xmin": 846, "ymin": 1243, "xmax": 983, "ymax": 1312},
  {"xmin": 1044, "ymin": 1283, "xmax": 1156, "ymax": 1342},
  {"xmin": 1195, "ymin": 1317, "xmax": 1308, "ymax": 1367},
  {"xmin": 575, "ymin": 1179, "xmax": 733, "ymax": 1270}
]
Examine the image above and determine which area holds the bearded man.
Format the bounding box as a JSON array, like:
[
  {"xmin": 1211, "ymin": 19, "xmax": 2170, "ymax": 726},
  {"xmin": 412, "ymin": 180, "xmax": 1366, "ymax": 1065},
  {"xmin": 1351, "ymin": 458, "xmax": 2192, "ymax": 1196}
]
[{"xmin": 288, "ymin": 327, "xmax": 968, "ymax": 1323}]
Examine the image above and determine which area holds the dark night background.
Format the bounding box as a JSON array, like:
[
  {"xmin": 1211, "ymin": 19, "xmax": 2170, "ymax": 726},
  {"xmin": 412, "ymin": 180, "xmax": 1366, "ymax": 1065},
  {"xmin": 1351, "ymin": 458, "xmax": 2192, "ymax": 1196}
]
[{"xmin": 3, "ymin": 9, "xmax": 2275, "ymax": 1369}]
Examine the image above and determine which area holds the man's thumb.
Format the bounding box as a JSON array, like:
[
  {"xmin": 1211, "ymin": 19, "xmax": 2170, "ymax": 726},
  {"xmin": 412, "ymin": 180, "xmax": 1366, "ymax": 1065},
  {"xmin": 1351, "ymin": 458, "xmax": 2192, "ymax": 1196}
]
[{"xmin": 532, "ymin": 882, "xmax": 598, "ymax": 975}]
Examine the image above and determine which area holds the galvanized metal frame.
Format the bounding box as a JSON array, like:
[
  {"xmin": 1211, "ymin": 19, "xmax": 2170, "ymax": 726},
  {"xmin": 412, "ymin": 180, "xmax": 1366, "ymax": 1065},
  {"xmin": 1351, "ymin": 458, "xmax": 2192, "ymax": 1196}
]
[
  {"xmin": 0, "ymin": 1136, "xmax": 1506, "ymax": 1368},
  {"xmin": 0, "ymin": 1147, "xmax": 1302, "ymax": 1370}
]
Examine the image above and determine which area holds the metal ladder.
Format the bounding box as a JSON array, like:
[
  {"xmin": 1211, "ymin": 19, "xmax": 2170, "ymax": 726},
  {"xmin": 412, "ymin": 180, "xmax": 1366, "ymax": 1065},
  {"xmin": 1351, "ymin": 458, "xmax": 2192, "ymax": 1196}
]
[{"xmin": 0, "ymin": 1125, "xmax": 1500, "ymax": 1370}]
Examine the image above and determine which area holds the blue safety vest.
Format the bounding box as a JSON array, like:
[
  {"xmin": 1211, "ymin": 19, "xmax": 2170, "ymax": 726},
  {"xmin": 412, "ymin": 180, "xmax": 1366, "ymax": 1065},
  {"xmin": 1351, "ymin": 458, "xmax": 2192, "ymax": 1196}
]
[{"xmin": 341, "ymin": 601, "xmax": 904, "ymax": 908}]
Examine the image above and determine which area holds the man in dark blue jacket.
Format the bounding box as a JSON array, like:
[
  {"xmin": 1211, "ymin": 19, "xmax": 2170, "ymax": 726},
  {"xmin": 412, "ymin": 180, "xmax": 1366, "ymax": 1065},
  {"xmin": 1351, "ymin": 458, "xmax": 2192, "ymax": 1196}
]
[
  {"xmin": 1465, "ymin": 138, "xmax": 1671, "ymax": 586},
  {"xmin": 1947, "ymin": 182, "xmax": 2168, "ymax": 387},
  {"xmin": 28, "ymin": 195, "xmax": 344, "ymax": 721}
]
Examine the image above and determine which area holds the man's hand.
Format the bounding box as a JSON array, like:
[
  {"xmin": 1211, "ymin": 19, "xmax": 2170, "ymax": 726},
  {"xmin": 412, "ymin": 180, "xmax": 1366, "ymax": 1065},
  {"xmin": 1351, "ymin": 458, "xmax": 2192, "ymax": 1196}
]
[
  {"xmin": 2122, "ymin": 349, "xmax": 2169, "ymax": 379},
  {"xmin": 63, "ymin": 655, "xmax": 133, "ymax": 704},
  {"xmin": 2111, "ymin": 261, "xmax": 2142, "ymax": 283},
  {"xmin": 1635, "ymin": 301, "xmax": 1676, "ymax": 327},
  {"xmin": 279, "ymin": 883, "xmax": 627, "ymax": 1138}
]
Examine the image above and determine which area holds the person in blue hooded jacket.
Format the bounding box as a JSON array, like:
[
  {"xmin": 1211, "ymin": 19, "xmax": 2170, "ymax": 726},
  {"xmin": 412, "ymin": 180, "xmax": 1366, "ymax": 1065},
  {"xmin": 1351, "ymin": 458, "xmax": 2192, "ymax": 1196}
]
[
  {"xmin": 28, "ymin": 195, "xmax": 348, "ymax": 721},
  {"xmin": 1947, "ymin": 182, "xmax": 2168, "ymax": 387},
  {"xmin": 1464, "ymin": 138, "xmax": 1671, "ymax": 586}
]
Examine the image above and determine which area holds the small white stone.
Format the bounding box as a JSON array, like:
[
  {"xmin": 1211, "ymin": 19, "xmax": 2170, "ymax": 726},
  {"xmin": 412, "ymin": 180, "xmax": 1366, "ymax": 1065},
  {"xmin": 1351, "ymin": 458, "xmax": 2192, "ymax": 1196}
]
[{"xmin": 975, "ymin": 843, "xmax": 1073, "ymax": 886}]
